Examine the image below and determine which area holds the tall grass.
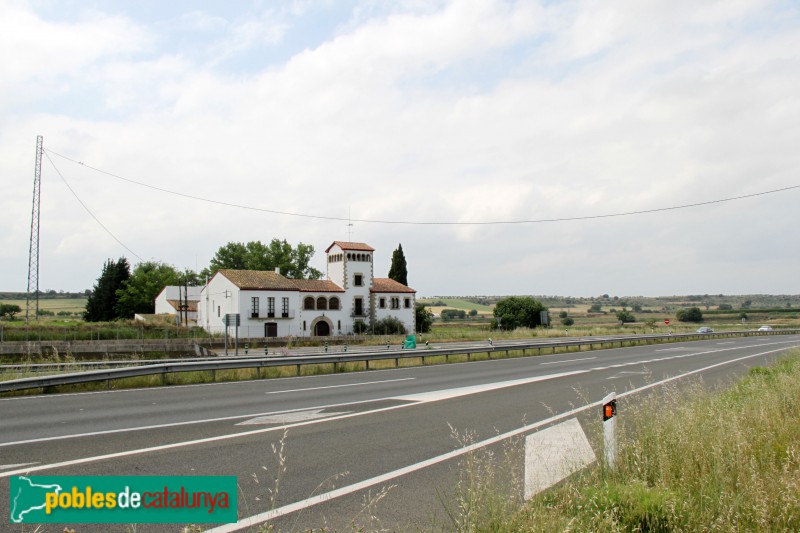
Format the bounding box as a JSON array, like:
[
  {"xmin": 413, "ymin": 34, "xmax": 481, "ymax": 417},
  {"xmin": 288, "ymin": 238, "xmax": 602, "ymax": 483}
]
[{"xmin": 450, "ymin": 350, "xmax": 800, "ymax": 531}]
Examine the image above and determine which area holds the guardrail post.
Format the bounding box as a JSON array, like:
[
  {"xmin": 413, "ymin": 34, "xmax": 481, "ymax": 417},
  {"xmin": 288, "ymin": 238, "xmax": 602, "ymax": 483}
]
[
  {"xmin": 296, "ymin": 364, "xmax": 302, "ymax": 376},
  {"xmin": 365, "ymin": 360, "xmax": 370, "ymax": 370},
  {"xmin": 394, "ymin": 358, "xmax": 399, "ymax": 368}
]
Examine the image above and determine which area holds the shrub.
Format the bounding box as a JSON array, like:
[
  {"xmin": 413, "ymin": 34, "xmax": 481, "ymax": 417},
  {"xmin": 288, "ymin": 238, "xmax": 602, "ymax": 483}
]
[
  {"xmin": 616, "ymin": 311, "xmax": 636, "ymax": 323},
  {"xmin": 561, "ymin": 317, "xmax": 575, "ymax": 326},
  {"xmin": 676, "ymin": 307, "xmax": 703, "ymax": 323}
]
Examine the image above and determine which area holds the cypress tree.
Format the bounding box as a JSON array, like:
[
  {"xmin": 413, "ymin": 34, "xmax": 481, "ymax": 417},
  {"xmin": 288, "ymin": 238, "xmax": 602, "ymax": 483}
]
[
  {"xmin": 388, "ymin": 244, "xmax": 408, "ymax": 286},
  {"xmin": 84, "ymin": 257, "xmax": 130, "ymax": 322}
]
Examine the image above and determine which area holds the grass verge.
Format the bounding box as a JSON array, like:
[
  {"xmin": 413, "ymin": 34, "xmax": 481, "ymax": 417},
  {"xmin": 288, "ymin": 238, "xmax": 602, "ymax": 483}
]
[{"xmin": 456, "ymin": 349, "xmax": 800, "ymax": 532}]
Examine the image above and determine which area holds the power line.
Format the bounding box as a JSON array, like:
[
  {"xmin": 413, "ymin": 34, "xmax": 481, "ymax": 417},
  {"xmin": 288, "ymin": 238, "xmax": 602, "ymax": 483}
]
[
  {"xmin": 45, "ymin": 148, "xmax": 800, "ymax": 226},
  {"xmin": 44, "ymin": 152, "xmax": 144, "ymax": 262}
]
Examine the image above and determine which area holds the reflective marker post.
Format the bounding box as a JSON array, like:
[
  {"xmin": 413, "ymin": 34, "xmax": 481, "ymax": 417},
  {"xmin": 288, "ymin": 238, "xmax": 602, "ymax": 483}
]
[{"xmin": 602, "ymin": 392, "xmax": 617, "ymax": 469}]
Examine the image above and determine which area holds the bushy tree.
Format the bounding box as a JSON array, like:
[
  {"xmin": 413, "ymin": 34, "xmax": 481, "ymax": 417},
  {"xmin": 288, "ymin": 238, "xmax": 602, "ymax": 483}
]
[
  {"xmin": 115, "ymin": 261, "xmax": 187, "ymax": 318},
  {"xmin": 441, "ymin": 309, "xmax": 467, "ymax": 320},
  {"xmin": 388, "ymin": 244, "xmax": 408, "ymax": 286},
  {"xmin": 84, "ymin": 258, "xmax": 130, "ymax": 322},
  {"xmin": 616, "ymin": 310, "xmax": 636, "ymax": 323},
  {"xmin": 0, "ymin": 304, "xmax": 22, "ymax": 320},
  {"xmin": 415, "ymin": 303, "xmax": 434, "ymax": 333},
  {"xmin": 588, "ymin": 303, "xmax": 602, "ymax": 313},
  {"xmin": 676, "ymin": 307, "xmax": 704, "ymax": 323},
  {"xmin": 561, "ymin": 317, "xmax": 575, "ymax": 326},
  {"xmin": 372, "ymin": 316, "xmax": 407, "ymax": 335},
  {"xmin": 718, "ymin": 303, "xmax": 733, "ymax": 311},
  {"xmin": 204, "ymin": 239, "xmax": 322, "ymax": 279},
  {"xmin": 493, "ymin": 296, "xmax": 547, "ymax": 330}
]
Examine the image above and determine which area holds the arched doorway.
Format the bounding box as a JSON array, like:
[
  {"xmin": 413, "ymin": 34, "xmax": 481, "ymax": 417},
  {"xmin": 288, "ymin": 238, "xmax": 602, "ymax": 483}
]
[{"xmin": 314, "ymin": 321, "xmax": 330, "ymax": 336}]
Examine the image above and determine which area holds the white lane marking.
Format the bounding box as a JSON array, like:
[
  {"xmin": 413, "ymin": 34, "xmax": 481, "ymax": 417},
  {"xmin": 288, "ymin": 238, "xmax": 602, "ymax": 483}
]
[
  {"xmin": 206, "ymin": 344, "xmax": 796, "ymax": 532},
  {"xmin": 0, "ymin": 463, "xmax": 39, "ymax": 470},
  {"xmin": 0, "ymin": 397, "xmax": 399, "ymax": 448},
  {"xmin": 236, "ymin": 409, "xmax": 351, "ymax": 425},
  {"xmin": 607, "ymin": 371, "xmax": 649, "ymax": 380},
  {"xmin": 266, "ymin": 377, "xmax": 414, "ymax": 394},
  {"xmin": 0, "ymin": 369, "xmax": 590, "ymax": 478},
  {"xmin": 717, "ymin": 342, "xmax": 735, "ymax": 345},
  {"xmin": 655, "ymin": 347, "xmax": 687, "ymax": 352},
  {"xmin": 539, "ymin": 357, "xmax": 596, "ymax": 365},
  {"xmin": 391, "ymin": 370, "xmax": 588, "ymax": 402}
]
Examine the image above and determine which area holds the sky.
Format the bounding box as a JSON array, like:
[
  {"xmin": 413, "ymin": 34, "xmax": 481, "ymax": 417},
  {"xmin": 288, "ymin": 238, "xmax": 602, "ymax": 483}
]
[{"xmin": 1, "ymin": 0, "xmax": 799, "ymax": 297}]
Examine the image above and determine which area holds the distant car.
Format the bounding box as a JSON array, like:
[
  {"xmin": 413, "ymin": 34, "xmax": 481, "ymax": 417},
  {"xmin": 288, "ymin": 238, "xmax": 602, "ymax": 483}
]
[
  {"xmin": 758, "ymin": 325, "xmax": 773, "ymax": 331},
  {"xmin": 696, "ymin": 327, "xmax": 714, "ymax": 333}
]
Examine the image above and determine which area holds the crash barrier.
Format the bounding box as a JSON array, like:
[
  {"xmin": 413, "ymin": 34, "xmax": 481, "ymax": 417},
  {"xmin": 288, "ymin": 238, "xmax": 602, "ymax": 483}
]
[{"xmin": 1, "ymin": 329, "xmax": 797, "ymax": 393}]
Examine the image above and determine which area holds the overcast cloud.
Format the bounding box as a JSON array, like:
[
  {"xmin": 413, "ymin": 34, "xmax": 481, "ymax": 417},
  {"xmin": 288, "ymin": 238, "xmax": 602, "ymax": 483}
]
[{"xmin": 1, "ymin": 0, "xmax": 798, "ymax": 297}]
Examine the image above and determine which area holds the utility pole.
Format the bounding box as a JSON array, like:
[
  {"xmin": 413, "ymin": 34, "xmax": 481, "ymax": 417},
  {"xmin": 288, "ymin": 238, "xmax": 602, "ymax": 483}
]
[{"xmin": 26, "ymin": 135, "xmax": 43, "ymax": 325}]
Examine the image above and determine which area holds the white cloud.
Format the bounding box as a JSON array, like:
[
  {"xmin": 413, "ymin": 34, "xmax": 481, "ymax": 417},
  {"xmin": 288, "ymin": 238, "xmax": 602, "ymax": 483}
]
[{"xmin": 1, "ymin": 0, "xmax": 799, "ymax": 296}]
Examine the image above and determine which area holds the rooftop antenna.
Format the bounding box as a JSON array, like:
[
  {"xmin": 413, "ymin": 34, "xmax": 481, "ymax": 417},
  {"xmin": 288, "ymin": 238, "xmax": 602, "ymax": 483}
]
[{"xmin": 26, "ymin": 135, "xmax": 43, "ymax": 324}]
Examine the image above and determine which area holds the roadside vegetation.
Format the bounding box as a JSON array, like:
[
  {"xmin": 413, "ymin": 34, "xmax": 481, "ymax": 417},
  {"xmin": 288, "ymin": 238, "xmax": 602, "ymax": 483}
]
[{"xmin": 450, "ymin": 350, "xmax": 800, "ymax": 532}]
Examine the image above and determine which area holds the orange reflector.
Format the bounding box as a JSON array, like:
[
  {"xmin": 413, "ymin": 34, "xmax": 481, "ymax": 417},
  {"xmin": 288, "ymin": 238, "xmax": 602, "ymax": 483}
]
[{"xmin": 602, "ymin": 399, "xmax": 616, "ymax": 421}]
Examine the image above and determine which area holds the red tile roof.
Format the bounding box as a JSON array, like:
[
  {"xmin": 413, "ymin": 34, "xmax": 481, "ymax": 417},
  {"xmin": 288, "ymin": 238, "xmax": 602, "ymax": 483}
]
[
  {"xmin": 291, "ymin": 279, "xmax": 345, "ymax": 292},
  {"xmin": 325, "ymin": 241, "xmax": 375, "ymax": 253},
  {"xmin": 371, "ymin": 278, "xmax": 416, "ymax": 293},
  {"xmin": 217, "ymin": 269, "xmax": 299, "ymax": 291}
]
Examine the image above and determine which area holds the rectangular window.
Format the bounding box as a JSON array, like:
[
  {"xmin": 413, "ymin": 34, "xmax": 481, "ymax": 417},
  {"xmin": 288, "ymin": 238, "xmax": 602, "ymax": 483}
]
[
  {"xmin": 268, "ymin": 297, "xmax": 275, "ymax": 317},
  {"xmin": 379, "ymin": 297, "xmax": 386, "ymax": 309},
  {"xmin": 354, "ymin": 297, "xmax": 364, "ymax": 316},
  {"xmin": 282, "ymin": 297, "xmax": 289, "ymax": 317},
  {"xmin": 251, "ymin": 297, "xmax": 259, "ymax": 318},
  {"xmin": 404, "ymin": 298, "xmax": 411, "ymax": 308},
  {"xmin": 391, "ymin": 297, "xmax": 400, "ymax": 309},
  {"xmin": 354, "ymin": 274, "xmax": 363, "ymax": 286},
  {"xmin": 217, "ymin": 306, "xmax": 220, "ymax": 317}
]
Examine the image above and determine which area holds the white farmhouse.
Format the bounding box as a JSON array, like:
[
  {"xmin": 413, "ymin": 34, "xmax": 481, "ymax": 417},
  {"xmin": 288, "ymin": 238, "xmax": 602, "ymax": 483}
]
[
  {"xmin": 197, "ymin": 241, "xmax": 416, "ymax": 338},
  {"xmin": 154, "ymin": 285, "xmax": 203, "ymax": 323}
]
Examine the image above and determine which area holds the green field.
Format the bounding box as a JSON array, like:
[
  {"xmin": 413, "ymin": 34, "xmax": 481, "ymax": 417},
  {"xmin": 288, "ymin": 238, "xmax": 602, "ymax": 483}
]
[{"xmin": 0, "ymin": 298, "xmax": 87, "ymax": 316}]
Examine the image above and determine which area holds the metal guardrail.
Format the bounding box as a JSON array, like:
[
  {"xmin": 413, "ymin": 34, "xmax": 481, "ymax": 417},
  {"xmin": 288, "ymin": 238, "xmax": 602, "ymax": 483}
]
[{"xmin": 1, "ymin": 329, "xmax": 797, "ymax": 393}]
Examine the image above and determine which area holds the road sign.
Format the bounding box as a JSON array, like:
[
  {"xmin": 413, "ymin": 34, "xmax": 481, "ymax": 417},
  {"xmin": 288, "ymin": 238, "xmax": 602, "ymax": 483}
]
[
  {"xmin": 664, "ymin": 319, "xmax": 670, "ymax": 325},
  {"xmin": 224, "ymin": 313, "xmax": 240, "ymax": 327}
]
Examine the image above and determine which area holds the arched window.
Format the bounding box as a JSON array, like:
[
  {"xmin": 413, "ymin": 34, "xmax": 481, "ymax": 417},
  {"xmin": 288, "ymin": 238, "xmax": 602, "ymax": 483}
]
[
  {"xmin": 329, "ymin": 297, "xmax": 340, "ymax": 310},
  {"xmin": 316, "ymin": 296, "xmax": 328, "ymax": 310},
  {"xmin": 304, "ymin": 296, "xmax": 315, "ymax": 310}
]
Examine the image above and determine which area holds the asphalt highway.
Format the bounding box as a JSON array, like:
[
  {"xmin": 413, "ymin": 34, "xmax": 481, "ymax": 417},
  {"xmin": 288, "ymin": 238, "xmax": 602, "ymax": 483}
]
[{"xmin": 2, "ymin": 334, "xmax": 798, "ymax": 531}]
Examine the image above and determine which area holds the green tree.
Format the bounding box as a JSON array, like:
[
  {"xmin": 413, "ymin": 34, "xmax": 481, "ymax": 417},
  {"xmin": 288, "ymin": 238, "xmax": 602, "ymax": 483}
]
[
  {"xmin": 415, "ymin": 303, "xmax": 434, "ymax": 333},
  {"xmin": 676, "ymin": 307, "xmax": 704, "ymax": 323},
  {"xmin": 616, "ymin": 310, "xmax": 636, "ymax": 323},
  {"xmin": 561, "ymin": 317, "xmax": 575, "ymax": 326},
  {"xmin": 84, "ymin": 258, "xmax": 130, "ymax": 322},
  {"xmin": 468, "ymin": 309, "xmax": 478, "ymax": 317},
  {"xmin": 203, "ymin": 239, "xmax": 322, "ymax": 280},
  {"xmin": 388, "ymin": 244, "xmax": 408, "ymax": 286},
  {"xmin": 588, "ymin": 303, "xmax": 602, "ymax": 313},
  {"xmin": 115, "ymin": 261, "xmax": 185, "ymax": 318},
  {"xmin": 0, "ymin": 303, "xmax": 22, "ymax": 320},
  {"xmin": 718, "ymin": 303, "xmax": 733, "ymax": 311},
  {"xmin": 441, "ymin": 309, "xmax": 467, "ymax": 320},
  {"xmin": 492, "ymin": 296, "xmax": 547, "ymax": 330},
  {"xmin": 372, "ymin": 316, "xmax": 407, "ymax": 335}
]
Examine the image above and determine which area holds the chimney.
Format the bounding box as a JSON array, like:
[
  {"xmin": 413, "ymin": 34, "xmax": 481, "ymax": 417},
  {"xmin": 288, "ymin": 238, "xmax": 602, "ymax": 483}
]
[{"xmin": 275, "ymin": 267, "xmax": 280, "ymax": 275}]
